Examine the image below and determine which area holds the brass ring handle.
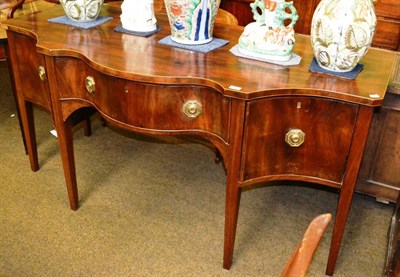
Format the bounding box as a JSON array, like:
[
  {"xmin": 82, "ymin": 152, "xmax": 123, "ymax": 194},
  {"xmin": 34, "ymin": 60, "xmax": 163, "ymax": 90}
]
[
  {"xmin": 38, "ymin": 66, "xmax": 46, "ymax": 81},
  {"xmin": 285, "ymin": 128, "xmax": 305, "ymax": 147},
  {"xmin": 183, "ymin": 100, "xmax": 202, "ymax": 118},
  {"xmin": 85, "ymin": 76, "xmax": 96, "ymax": 94}
]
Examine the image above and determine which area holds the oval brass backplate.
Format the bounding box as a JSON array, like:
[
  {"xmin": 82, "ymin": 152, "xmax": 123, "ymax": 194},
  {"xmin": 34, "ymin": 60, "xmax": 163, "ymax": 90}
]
[
  {"xmin": 38, "ymin": 66, "xmax": 46, "ymax": 81},
  {"xmin": 85, "ymin": 76, "xmax": 96, "ymax": 94}
]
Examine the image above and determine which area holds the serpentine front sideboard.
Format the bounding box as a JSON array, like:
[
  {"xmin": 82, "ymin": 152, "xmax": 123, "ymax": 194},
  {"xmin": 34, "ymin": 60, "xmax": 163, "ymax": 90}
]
[{"xmin": 1, "ymin": 6, "xmax": 396, "ymax": 275}]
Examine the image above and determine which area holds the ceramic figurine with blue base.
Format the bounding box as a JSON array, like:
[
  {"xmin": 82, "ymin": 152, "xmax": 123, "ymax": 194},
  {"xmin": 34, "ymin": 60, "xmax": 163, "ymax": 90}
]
[{"xmin": 238, "ymin": 0, "xmax": 298, "ymax": 61}]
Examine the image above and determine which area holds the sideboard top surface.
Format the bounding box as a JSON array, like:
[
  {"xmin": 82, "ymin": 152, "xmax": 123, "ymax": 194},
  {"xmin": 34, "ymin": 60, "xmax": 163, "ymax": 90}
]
[{"xmin": 1, "ymin": 5, "xmax": 396, "ymax": 105}]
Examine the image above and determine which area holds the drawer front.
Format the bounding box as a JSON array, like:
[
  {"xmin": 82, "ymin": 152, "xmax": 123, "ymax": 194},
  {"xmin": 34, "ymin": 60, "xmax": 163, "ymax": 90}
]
[
  {"xmin": 54, "ymin": 58, "xmax": 230, "ymax": 140},
  {"xmin": 11, "ymin": 32, "xmax": 51, "ymax": 110},
  {"xmin": 241, "ymin": 97, "xmax": 358, "ymax": 183}
]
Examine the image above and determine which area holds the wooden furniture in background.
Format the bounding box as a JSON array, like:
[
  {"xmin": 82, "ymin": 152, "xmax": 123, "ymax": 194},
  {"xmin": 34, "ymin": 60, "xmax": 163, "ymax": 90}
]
[
  {"xmin": 355, "ymin": 1, "xmax": 400, "ymax": 202},
  {"xmin": 373, "ymin": 0, "xmax": 400, "ymax": 51},
  {"xmin": 281, "ymin": 213, "xmax": 332, "ymax": 277},
  {"xmin": 2, "ymin": 6, "xmax": 396, "ymax": 275},
  {"xmin": 0, "ymin": 0, "xmax": 24, "ymax": 25},
  {"xmin": 385, "ymin": 193, "xmax": 400, "ymax": 276},
  {"xmin": 357, "ymin": 53, "xmax": 400, "ymax": 202},
  {"xmin": 0, "ymin": 0, "xmax": 24, "ymax": 30}
]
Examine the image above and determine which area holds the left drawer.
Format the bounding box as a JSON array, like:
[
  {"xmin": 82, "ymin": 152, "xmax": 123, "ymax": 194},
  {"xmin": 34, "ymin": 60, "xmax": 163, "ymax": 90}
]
[{"xmin": 9, "ymin": 32, "xmax": 51, "ymax": 110}]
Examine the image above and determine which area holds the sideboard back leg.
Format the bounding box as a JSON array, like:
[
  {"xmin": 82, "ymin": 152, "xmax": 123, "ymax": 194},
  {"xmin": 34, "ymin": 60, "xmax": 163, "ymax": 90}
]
[{"xmin": 326, "ymin": 106, "xmax": 374, "ymax": 275}]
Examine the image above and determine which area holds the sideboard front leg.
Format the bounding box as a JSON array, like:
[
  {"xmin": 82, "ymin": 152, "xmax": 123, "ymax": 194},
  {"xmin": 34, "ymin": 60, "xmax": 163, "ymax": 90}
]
[
  {"xmin": 223, "ymin": 180, "xmax": 242, "ymax": 269},
  {"xmin": 223, "ymin": 99, "xmax": 246, "ymax": 269},
  {"xmin": 326, "ymin": 106, "xmax": 374, "ymax": 275},
  {"xmin": 44, "ymin": 56, "xmax": 79, "ymax": 211},
  {"xmin": 56, "ymin": 119, "xmax": 79, "ymax": 211}
]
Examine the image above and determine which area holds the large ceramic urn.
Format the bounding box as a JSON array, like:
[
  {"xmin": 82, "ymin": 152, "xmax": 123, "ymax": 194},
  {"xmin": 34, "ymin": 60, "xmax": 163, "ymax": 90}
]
[
  {"xmin": 310, "ymin": 0, "xmax": 377, "ymax": 72},
  {"xmin": 164, "ymin": 0, "xmax": 221, "ymax": 44}
]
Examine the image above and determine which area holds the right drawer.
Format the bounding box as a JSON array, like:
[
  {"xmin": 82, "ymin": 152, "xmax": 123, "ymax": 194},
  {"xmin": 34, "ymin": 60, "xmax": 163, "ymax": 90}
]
[{"xmin": 240, "ymin": 97, "xmax": 359, "ymax": 184}]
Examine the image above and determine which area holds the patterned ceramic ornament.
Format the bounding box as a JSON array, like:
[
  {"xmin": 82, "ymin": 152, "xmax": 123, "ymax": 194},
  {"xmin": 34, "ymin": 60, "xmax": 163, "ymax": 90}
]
[
  {"xmin": 164, "ymin": 0, "xmax": 221, "ymax": 44},
  {"xmin": 238, "ymin": 0, "xmax": 299, "ymax": 62},
  {"xmin": 310, "ymin": 0, "xmax": 377, "ymax": 72},
  {"xmin": 60, "ymin": 0, "xmax": 104, "ymax": 22}
]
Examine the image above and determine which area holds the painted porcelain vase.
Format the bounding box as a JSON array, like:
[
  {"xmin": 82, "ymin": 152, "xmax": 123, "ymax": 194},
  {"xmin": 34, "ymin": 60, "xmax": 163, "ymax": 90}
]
[
  {"xmin": 60, "ymin": 0, "xmax": 104, "ymax": 22},
  {"xmin": 310, "ymin": 0, "xmax": 377, "ymax": 72},
  {"xmin": 164, "ymin": 0, "xmax": 221, "ymax": 45},
  {"xmin": 238, "ymin": 0, "xmax": 299, "ymax": 61}
]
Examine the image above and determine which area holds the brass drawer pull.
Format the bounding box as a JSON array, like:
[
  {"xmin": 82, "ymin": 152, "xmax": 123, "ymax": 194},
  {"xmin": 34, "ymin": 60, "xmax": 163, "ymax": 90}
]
[
  {"xmin": 285, "ymin": 128, "xmax": 305, "ymax": 147},
  {"xmin": 85, "ymin": 76, "xmax": 96, "ymax": 94},
  {"xmin": 38, "ymin": 66, "xmax": 46, "ymax": 81},
  {"xmin": 183, "ymin": 100, "xmax": 202, "ymax": 118}
]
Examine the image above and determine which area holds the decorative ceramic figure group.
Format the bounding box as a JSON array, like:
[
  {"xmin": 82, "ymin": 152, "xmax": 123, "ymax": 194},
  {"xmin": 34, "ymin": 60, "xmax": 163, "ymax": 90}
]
[
  {"xmin": 164, "ymin": 0, "xmax": 221, "ymax": 44},
  {"xmin": 120, "ymin": 0, "xmax": 157, "ymax": 32},
  {"xmin": 60, "ymin": 0, "xmax": 104, "ymax": 22},
  {"xmin": 310, "ymin": 0, "xmax": 377, "ymax": 72},
  {"xmin": 238, "ymin": 0, "xmax": 298, "ymax": 61}
]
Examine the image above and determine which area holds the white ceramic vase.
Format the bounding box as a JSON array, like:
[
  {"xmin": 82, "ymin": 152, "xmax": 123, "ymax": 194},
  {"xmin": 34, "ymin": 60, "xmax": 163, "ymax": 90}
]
[
  {"xmin": 60, "ymin": 0, "xmax": 104, "ymax": 22},
  {"xmin": 164, "ymin": 0, "xmax": 221, "ymax": 45},
  {"xmin": 120, "ymin": 0, "xmax": 157, "ymax": 32},
  {"xmin": 310, "ymin": 0, "xmax": 377, "ymax": 72}
]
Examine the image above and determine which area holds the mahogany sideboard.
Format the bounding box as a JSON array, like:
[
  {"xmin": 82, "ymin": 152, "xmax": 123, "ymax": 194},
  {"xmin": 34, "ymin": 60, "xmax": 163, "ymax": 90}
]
[
  {"xmin": 1, "ymin": 6, "xmax": 396, "ymax": 275},
  {"xmin": 220, "ymin": 0, "xmax": 400, "ymax": 202}
]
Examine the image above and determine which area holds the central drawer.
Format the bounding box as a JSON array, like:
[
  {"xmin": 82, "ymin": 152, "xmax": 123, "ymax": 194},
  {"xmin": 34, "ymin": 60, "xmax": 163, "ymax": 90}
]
[
  {"xmin": 54, "ymin": 58, "xmax": 231, "ymax": 141},
  {"xmin": 240, "ymin": 96, "xmax": 358, "ymax": 184}
]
